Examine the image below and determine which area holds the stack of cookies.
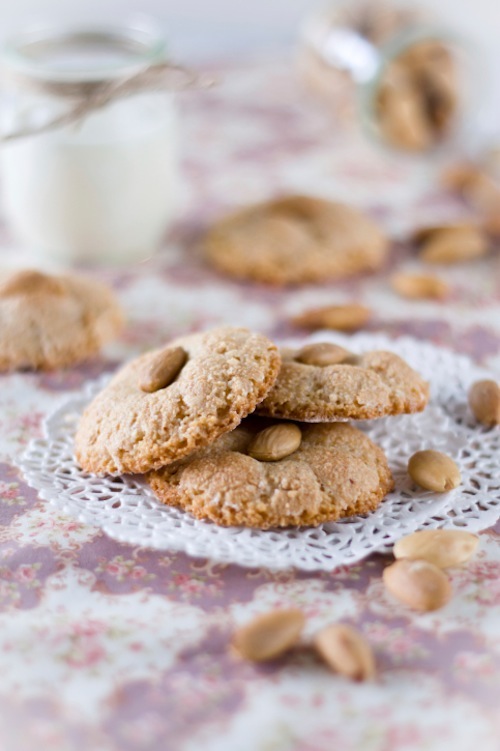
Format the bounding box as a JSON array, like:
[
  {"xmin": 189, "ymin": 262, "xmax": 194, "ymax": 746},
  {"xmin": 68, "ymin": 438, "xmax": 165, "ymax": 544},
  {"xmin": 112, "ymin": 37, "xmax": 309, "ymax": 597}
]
[{"xmin": 75, "ymin": 326, "xmax": 429, "ymax": 529}]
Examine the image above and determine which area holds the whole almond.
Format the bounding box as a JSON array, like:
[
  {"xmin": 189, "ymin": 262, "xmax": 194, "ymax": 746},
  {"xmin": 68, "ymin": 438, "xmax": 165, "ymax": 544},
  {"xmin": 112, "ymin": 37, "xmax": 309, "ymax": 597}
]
[
  {"xmin": 139, "ymin": 346, "xmax": 188, "ymax": 393},
  {"xmin": 408, "ymin": 450, "xmax": 461, "ymax": 492},
  {"xmin": 248, "ymin": 423, "xmax": 302, "ymax": 462},
  {"xmin": 377, "ymin": 76, "xmax": 433, "ymax": 151},
  {"xmin": 482, "ymin": 212, "xmax": 500, "ymax": 238},
  {"xmin": 412, "ymin": 222, "xmax": 473, "ymax": 244},
  {"xmin": 468, "ymin": 379, "xmax": 500, "ymax": 426},
  {"xmin": 295, "ymin": 342, "xmax": 353, "ymax": 366},
  {"xmin": 419, "ymin": 226, "xmax": 488, "ymax": 264},
  {"xmin": 383, "ymin": 559, "xmax": 452, "ymax": 611},
  {"xmin": 314, "ymin": 624, "xmax": 375, "ymax": 681},
  {"xmin": 394, "ymin": 529, "xmax": 479, "ymax": 568},
  {"xmin": 463, "ymin": 172, "xmax": 500, "ymax": 214},
  {"xmin": 232, "ymin": 609, "xmax": 305, "ymax": 661},
  {"xmin": 412, "ymin": 225, "xmax": 442, "ymax": 243},
  {"xmin": 290, "ymin": 304, "xmax": 371, "ymax": 332},
  {"xmin": 442, "ymin": 162, "xmax": 476, "ymax": 191},
  {"xmin": 442, "ymin": 164, "xmax": 500, "ymax": 213},
  {"xmin": 391, "ymin": 272, "xmax": 450, "ymax": 300},
  {"xmin": 377, "ymin": 38, "xmax": 459, "ymax": 142},
  {"xmin": 0, "ymin": 269, "xmax": 64, "ymax": 297}
]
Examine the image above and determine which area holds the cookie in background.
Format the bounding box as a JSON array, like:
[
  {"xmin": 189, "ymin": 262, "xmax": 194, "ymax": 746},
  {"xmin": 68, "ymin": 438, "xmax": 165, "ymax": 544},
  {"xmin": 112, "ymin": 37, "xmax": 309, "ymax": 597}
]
[{"xmin": 0, "ymin": 269, "xmax": 123, "ymax": 371}]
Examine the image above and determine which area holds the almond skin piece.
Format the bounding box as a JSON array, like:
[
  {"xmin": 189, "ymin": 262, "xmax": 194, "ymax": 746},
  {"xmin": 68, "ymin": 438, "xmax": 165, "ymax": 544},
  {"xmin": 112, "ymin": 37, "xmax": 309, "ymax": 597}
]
[
  {"xmin": 295, "ymin": 342, "xmax": 353, "ymax": 366},
  {"xmin": 290, "ymin": 304, "xmax": 371, "ymax": 332},
  {"xmin": 468, "ymin": 379, "xmax": 500, "ymax": 426},
  {"xmin": 394, "ymin": 529, "xmax": 479, "ymax": 569},
  {"xmin": 314, "ymin": 624, "xmax": 375, "ymax": 681},
  {"xmin": 232, "ymin": 609, "xmax": 305, "ymax": 661},
  {"xmin": 391, "ymin": 272, "xmax": 450, "ymax": 300},
  {"xmin": 138, "ymin": 346, "xmax": 188, "ymax": 393},
  {"xmin": 383, "ymin": 559, "xmax": 452, "ymax": 611},
  {"xmin": 419, "ymin": 226, "xmax": 488, "ymax": 264},
  {"xmin": 248, "ymin": 423, "xmax": 302, "ymax": 462},
  {"xmin": 408, "ymin": 450, "xmax": 461, "ymax": 492}
]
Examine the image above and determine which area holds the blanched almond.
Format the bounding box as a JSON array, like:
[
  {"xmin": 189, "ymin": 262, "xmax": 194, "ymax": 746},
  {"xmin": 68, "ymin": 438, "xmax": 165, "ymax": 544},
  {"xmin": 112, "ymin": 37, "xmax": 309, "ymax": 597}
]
[
  {"xmin": 295, "ymin": 342, "xmax": 353, "ymax": 366},
  {"xmin": 408, "ymin": 450, "xmax": 461, "ymax": 492},
  {"xmin": 139, "ymin": 346, "xmax": 187, "ymax": 393},
  {"xmin": 248, "ymin": 423, "xmax": 302, "ymax": 462},
  {"xmin": 314, "ymin": 624, "xmax": 375, "ymax": 681},
  {"xmin": 232, "ymin": 609, "xmax": 305, "ymax": 661},
  {"xmin": 468, "ymin": 379, "xmax": 500, "ymax": 426},
  {"xmin": 394, "ymin": 529, "xmax": 479, "ymax": 568},
  {"xmin": 391, "ymin": 272, "xmax": 450, "ymax": 300},
  {"xmin": 419, "ymin": 226, "xmax": 488, "ymax": 264},
  {"xmin": 290, "ymin": 304, "xmax": 371, "ymax": 332},
  {"xmin": 383, "ymin": 559, "xmax": 452, "ymax": 611}
]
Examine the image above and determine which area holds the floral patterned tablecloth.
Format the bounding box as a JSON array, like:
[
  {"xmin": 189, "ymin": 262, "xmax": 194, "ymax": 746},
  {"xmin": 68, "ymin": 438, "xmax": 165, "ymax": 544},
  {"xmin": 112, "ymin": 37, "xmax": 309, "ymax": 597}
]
[{"xmin": 1, "ymin": 59, "xmax": 500, "ymax": 751}]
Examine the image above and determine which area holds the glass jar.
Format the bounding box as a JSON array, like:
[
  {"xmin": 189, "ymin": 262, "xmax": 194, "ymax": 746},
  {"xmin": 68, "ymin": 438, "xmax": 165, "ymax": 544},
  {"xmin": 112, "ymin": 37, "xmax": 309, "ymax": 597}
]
[
  {"xmin": 0, "ymin": 18, "xmax": 179, "ymax": 264},
  {"xmin": 300, "ymin": 2, "xmax": 486, "ymax": 155}
]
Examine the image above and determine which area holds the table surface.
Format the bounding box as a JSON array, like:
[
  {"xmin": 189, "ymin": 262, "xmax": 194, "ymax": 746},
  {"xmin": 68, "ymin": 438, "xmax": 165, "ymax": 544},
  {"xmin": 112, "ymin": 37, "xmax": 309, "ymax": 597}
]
[{"xmin": 1, "ymin": 59, "xmax": 500, "ymax": 751}]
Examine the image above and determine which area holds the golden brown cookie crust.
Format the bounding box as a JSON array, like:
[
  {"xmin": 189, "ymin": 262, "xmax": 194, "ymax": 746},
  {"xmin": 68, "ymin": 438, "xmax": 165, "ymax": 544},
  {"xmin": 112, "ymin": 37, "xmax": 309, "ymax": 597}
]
[
  {"xmin": 75, "ymin": 327, "xmax": 281, "ymax": 476},
  {"xmin": 148, "ymin": 420, "xmax": 394, "ymax": 529},
  {"xmin": 204, "ymin": 195, "xmax": 389, "ymax": 286},
  {"xmin": 257, "ymin": 348, "xmax": 429, "ymax": 422},
  {"xmin": 0, "ymin": 269, "xmax": 123, "ymax": 371}
]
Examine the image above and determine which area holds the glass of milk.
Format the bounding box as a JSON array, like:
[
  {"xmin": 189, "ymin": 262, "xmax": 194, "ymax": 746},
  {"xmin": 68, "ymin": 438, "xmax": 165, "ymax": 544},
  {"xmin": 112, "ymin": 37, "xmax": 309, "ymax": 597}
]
[{"xmin": 0, "ymin": 18, "xmax": 179, "ymax": 264}]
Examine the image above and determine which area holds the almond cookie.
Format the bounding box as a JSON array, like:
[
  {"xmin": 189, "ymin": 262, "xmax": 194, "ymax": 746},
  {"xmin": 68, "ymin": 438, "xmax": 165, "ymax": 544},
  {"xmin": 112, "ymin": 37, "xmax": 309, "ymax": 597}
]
[
  {"xmin": 75, "ymin": 327, "xmax": 281, "ymax": 476},
  {"xmin": 0, "ymin": 269, "xmax": 123, "ymax": 371},
  {"xmin": 148, "ymin": 420, "xmax": 394, "ymax": 528},
  {"xmin": 204, "ymin": 195, "xmax": 388, "ymax": 285},
  {"xmin": 257, "ymin": 345, "xmax": 429, "ymax": 421}
]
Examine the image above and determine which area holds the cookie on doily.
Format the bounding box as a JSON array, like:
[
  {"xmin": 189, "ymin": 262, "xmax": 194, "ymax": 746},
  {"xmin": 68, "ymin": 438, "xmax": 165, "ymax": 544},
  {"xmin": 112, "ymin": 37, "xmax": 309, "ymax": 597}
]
[
  {"xmin": 75, "ymin": 326, "xmax": 281, "ymax": 476},
  {"xmin": 257, "ymin": 342, "xmax": 429, "ymax": 421},
  {"xmin": 0, "ymin": 269, "xmax": 123, "ymax": 371},
  {"xmin": 204, "ymin": 194, "xmax": 389, "ymax": 285},
  {"xmin": 148, "ymin": 419, "xmax": 394, "ymax": 529}
]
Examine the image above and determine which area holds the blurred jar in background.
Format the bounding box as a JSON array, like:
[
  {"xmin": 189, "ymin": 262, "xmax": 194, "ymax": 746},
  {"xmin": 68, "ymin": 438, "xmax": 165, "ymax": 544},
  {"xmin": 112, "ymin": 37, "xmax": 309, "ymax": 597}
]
[
  {"xmin": 299, "ymin": 1, "xmax": 482, "ymax": 154},
  {"xmin": 0, "ymin": 18, "xmax": 179, "ymax": 265}
]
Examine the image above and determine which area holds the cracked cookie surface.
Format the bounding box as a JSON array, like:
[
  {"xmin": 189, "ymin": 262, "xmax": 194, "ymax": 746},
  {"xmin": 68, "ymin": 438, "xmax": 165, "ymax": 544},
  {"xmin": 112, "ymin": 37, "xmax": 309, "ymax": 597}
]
[
  {"xmin": 257, "ymin": 348, "xmax": 429, "ymax": 421},
  {"xmin": 204, "ymin": 195, "xmax": 389, "ymax": 285},
  {"xmin": 0, "ymin": 269, "xmax": 123, "ymax": 371},
  {"xmin": 148, "ymin": 420, "xmax": 394, "ymax": 529},
  {"xmin": 75, "ymin": 327, "xmax": 281, "ymax": 476}
]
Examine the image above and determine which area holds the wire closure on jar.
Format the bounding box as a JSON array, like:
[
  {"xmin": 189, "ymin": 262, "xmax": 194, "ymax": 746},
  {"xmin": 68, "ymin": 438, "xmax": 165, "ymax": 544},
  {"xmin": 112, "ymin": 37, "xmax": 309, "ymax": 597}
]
[{"xmin": 1, "ymin": 60, "xmax": 216, "ymax": 142}]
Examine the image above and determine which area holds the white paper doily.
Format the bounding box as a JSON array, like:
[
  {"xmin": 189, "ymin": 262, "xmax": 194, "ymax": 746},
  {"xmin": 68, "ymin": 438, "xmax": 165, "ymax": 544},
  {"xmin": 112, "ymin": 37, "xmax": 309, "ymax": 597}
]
[{"xmin": 18, "ymin": 333, "xmax": 500, "ymax": 571}]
